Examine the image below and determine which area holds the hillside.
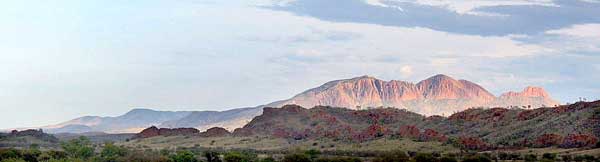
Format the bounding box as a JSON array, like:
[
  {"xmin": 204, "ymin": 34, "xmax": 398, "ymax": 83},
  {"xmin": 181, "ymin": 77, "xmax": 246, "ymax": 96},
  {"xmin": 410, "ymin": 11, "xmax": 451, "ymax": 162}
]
[
  {"xmin": 234, "ymin": 101, "xmax": 600, "ymax": 149},
  {"xmin": 0, "ymin": 129, "xmax": 59, "ymax": 148},
  {"xmin": 268, "ymin": 74, "xmax": 559, "ymax": 116}
]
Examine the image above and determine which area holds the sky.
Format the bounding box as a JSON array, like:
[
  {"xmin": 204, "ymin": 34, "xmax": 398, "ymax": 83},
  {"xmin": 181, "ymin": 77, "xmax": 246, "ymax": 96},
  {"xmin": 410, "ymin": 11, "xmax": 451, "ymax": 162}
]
[{"xmin": 1, "ymin": 0, "xmax": 599, "ymax": 129}]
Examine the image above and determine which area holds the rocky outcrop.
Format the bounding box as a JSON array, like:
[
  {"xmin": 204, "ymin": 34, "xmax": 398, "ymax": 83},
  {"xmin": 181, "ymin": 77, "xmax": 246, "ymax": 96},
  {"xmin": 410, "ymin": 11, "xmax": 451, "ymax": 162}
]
[
  {"xmin": 397, "ymin": 125, "xmax": 420, "ymax": 139},
  {"xmin": 268, "ymin": 74, "xmax": 559, "ymax": 116},
  {"xmin": 534, "ymin": 134, "xmax": 563, "ymax": 148},
  {"xmin": 560, "ymin": 134, "xmax": 598, "ymax": 148},
  {"xmin": 7, "ymin": 129, "xmax": 58, "ymax": 143},
  {"xmin": 199, "ymin": 127, "xmax": 231, "ymax": 137},
  {"xmin": 459, "ymin": 136, "xmax": 490, "ymax": 150},
  {"xmin": 134, "ymin": 126, "xmax": 200, "ymax": 139}
]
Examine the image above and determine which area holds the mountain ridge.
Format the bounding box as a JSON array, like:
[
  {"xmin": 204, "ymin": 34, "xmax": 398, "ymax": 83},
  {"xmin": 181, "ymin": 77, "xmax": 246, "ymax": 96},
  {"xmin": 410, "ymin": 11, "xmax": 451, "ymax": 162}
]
[{"xmin": 37, "ymin": 74, "xmax": 559, "ymax": 133}]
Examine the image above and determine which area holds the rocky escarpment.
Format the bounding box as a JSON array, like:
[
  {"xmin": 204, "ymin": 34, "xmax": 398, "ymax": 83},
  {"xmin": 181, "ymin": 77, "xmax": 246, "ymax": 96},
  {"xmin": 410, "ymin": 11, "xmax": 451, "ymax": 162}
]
[
  {"xmin": 133, "ymin": 126, "xmax": 200, "ymax": 139},
  {"xmin": 235, "ymin": 101, "xmax": 600, "ymax": 150},
  {"xmin": 133, "ymin": 126, "xmax": 232, "ymax": 139},
  {"xmin": 268, "ymin": 74, "xmax": 559, "ymax": 116}
]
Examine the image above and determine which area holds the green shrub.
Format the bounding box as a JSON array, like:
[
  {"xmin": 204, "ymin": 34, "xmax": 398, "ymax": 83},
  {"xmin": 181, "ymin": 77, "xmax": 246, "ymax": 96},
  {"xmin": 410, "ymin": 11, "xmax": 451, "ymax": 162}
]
[
  {"xmin": 372, "ymin": 150, "xmax": 409, "ymax": 162},
  {"xmin": 413, "ymin": 153, "xmax": 436, "ymax": 162},
  {"xmin": 98, "ymin": 142, "xmax": 128, "ymax": 162},
  {"xmin": 439, "ymin": 156, "xmax": 457, "ymax": 162},
  {"xmin": 223, "ymin": 151, "xmax": 257, "ymax": 162},
  {"xmin": 60, "ymin": 136, "xmax": 94, "ymax": 159},
  {"xmin": 170, "ymin": 150, "xmax": 198, "ymax": 162},
  {"xmin": 0, "ymin": 158, "xmax": 26, "ymax": 162},
  {"xmin": 259, "ymin": 157, "xmax": 276, "ymax": 162},
  {"xmin": 524, "ymin": 154, "xmax": 537, "ymax": 162},
  {"xmin": 542, "ymin": 153, "xmax": 556, "ymax": 160},
  {"xmin": 283, "ymin": 153, "xmax": 311, "ymax": 162},
  {"xmin": 305, "ymin": 149, "xmax": 321, "ymax": 160},
  {"xmin": 315, "ymin": 157, "xmax": 362, "ymax": 162},
  {"xmin": 462, "ymin": 155, "xmax": 491, "ymax": 162},
  {"xmin": 204, "ymin": 151, "xmax": 221, "ymax": 162},
  {"xmin": 0, "ymin": 149, "xmax": 21, "ymax": 160}
]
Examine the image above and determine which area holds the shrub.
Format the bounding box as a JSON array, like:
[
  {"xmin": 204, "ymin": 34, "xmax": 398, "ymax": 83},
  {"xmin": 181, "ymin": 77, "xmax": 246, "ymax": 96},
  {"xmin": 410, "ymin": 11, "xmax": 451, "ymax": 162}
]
[
  {"xmin": 223, "ymin": 151, "xmax": 257, "ymax": 162},
  {"xmin": 524, "ymin": 154, "xmax": 537, "ymax": 162},
  {"xmin": 372, "ymin": 150, "xmax": 409, "ymax": 162},
  {"xmin": 305, "ymin": 149, "xmax": 321, "ymax": 160},
  {"xmin": 439, "ymin": 156, "xmax": 457, "ymax": 162},
  {"xmin": 315, "ymin": 157, "xmax": 362, "ymax": 162},
  {"xmin": 204, "ymin": 151, "xmax": 221, "ymax": 162},
  {"xmin": 0, "ymin": 158, "xmax": 26, "ymax": 162},
  {"xmin": 283, "ymin": 153, "xmax": 311, "ymax": 162},
  {"xmin": 259, "ymin": 157, "xmax": 276, "ymax": 162},
  {"xmin": 542, "ymin": 153, "xmax": 556, "ymax": 160},
  {"xmin": 596, "ymin": 141, "xmax": 600, "ymax": 148},
  {"xmin": 462, "ymin": 155, "xmax": 491, "ymax": 162},
  {"xmin": 560, "ymin": 155, "xmax": 572, "ymax": 162},
  {"xmin": 170, "ymin": 150, "xmax": 198, "ymax": 162},
  {"xmin": 0, "ymin": 149, "xmax": 21, "ymax": 160},
  {"xmin": 100, "ymin": 142, "xmax": 128, "ymax": 161},
  {"xmin": 413, "ymin": 153, "xmax": 436, "ymax": 162},
  {"xmin": 60, "ymin": 136, "xmax": 94, "ymax": 159}
]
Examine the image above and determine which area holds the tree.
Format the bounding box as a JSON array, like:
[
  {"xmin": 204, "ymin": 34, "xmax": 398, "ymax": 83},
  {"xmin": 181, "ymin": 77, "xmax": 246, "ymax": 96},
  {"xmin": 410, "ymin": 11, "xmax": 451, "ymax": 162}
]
[
  {"xmin": 223, "ymin": 152, "xmax": 257, "ymax": 162},
  {"xmin": 542, "ymin": 153, "xmax": 556, "ymax": 160},
  {"xmin": 304, "ymin": 149, "xmax": 321, "ymax": 161},
  {"xmin": 60, "ymin": 136, "xmax": 94, "ymax": 159},
  {"xmin": 170, "ymin": 150, "xmax": 198, "ymax": 162}
]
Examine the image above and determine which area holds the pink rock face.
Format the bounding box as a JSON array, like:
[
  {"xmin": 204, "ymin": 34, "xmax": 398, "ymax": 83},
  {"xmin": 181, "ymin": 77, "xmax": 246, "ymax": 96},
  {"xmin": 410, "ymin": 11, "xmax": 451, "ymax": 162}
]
[{"xmin": 269, "ymin": 74, "xmax": 559, "ymax": 116}]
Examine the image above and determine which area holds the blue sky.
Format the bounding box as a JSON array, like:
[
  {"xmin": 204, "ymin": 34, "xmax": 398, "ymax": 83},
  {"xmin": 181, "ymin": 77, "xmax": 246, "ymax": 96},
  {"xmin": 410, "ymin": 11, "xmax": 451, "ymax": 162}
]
[{"xmin": 1, "ymin": 0, "xmax": 599, "ymax": 129}]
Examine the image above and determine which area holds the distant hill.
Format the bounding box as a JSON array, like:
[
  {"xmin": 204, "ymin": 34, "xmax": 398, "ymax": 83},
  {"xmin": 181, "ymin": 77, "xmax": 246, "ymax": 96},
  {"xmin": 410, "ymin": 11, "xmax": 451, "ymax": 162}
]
[
  {"xmin": 0, "ymin": 129, "xmax": 59, "ymax": 148},
  {"xmin": 267, "ymin": 74, "xmax": 560, "ymax": 116},
  {"xmin": 42, "ymin": 108, "xmax": 261, "ymax": 134},
  {"xmin": 234, "ymin": 101, "xmax": 600, "ymax": 149}
]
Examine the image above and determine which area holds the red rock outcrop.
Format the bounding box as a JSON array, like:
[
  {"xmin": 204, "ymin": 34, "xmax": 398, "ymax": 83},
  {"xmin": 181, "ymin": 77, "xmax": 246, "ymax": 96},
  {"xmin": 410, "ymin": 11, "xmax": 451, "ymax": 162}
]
[
  {"xmin": 134, "ymin": 126, "xmax": 199, "ymax": 139},
  {"xmin": 533, "ymin": 134, "xmax": 563, "ymax": 148},
  {"xmin": 199, "ymin": 127, "xmax": 231, "ymax": 137},
  {"xmin": 397, "ymin": 125, "xmax": 420, "ymax": 139},
  {"xmin": 560, "ymin": 134, "xmax": 598, "ymax": 148},
  {"xmin": 459, "ymin": 136, "xmax": 490, "ymax": 150},
  {"xmin": 419, "ymin": 129, "xmax": 447, "ymax": 142}
]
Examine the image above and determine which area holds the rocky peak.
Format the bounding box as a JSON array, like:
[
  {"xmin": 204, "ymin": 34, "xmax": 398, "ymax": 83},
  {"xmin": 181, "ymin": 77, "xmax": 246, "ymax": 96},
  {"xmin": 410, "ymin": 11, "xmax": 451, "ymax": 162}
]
[{"xmin": 501, "ymin": 86, "xmax": 550, "ymax": 98}]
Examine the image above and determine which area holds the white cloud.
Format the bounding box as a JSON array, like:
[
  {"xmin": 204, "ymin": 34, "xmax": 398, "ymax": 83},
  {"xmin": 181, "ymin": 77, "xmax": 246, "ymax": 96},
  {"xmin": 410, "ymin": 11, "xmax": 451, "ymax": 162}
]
[
  {"xmin": 545, "ymin": 23, "xmax": 600, "ymax": 38},
  {"xmin": 364, "ymin": 0, "xmax": 557, "ymax": 15}
]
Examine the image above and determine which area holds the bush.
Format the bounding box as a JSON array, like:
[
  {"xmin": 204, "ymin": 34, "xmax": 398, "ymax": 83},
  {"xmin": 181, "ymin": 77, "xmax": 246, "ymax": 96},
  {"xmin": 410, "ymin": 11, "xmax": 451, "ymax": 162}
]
[
  {"xmin": 0, "ymin": 158, "xmax": 26, "ymax": 162},
  {"xmin": 259, "ymin": 157, "xmax": 276, "ymax": 162},
  {"xmin": 283, "ymin": 153, "xmax": 311, "ymax": 162},
  {"xmin": 305, "ymin": 149, "xmax": 321, "ymax": 160},
  {"xmin": 413, "ymin": 153, "xmax": 436, "ymax": 162},
  {"xmin": 542, "ymin": 153, "xmax": 556, "ymax": 160},
  {"xmin": 204, "ymin": 151, "xmax": 221, "ymax": 162},
  {"xmin": 524, "ymin": 154, "xmax": 537, "ymax": 162},
  {"xmin": 60, "ymin": 136, "xmax": 94, "ymax": 159},
  {"xmin": 462, "ymin": 155, "xmax": 491, "ymax": 162},
  {"xmin": 170, "ymin": 150, "xmax": 198, "ymax": 162},
  {"xmin": 596, "ymin": 141, "xmax": 600, "ymax": 148},
  {"xmin": 315, "ymin": 157, "xmax": 362, "ymax": 162},
  {"xmin": 223, "ymin": 152, "xmax": 257, "ymax": 162},
  {"xmin": 371, "ymin": 150, "xmax": 409, "ymax": 162},
  {"xmin": 439, "ymin": 156, "xmax": 457, "ymax": 162},
  {"xmin": 0, "ymin": 149, "xmax": 21, "ymax": 160},
  {"xmin": 100, "ymin": 142, "xmax": 128, "ymax": 161}
]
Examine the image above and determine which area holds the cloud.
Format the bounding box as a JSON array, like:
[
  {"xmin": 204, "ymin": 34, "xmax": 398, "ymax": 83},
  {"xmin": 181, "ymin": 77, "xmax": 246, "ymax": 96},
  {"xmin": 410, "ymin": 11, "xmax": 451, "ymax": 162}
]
[
  {"xmin": 268, "ymin": 0, "xmax": 600, "ymax": 36},
  {"xmin": 545, "ymin": 23, "xmax": 600, "ymax": 38}
]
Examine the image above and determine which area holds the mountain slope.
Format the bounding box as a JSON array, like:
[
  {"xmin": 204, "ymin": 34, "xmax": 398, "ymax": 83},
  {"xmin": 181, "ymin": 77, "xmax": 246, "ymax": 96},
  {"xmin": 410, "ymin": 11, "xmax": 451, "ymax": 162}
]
[
  {"xmin": 268, "ymin": 74, "xmax": 559, "ymax": 115},
  {"xmin": 234, "ymin": 101, "xmax": 600, "ymax": 149},
  {"xmin": 159, "ymin": 107, "xmax": 262, "ymax": 131}
]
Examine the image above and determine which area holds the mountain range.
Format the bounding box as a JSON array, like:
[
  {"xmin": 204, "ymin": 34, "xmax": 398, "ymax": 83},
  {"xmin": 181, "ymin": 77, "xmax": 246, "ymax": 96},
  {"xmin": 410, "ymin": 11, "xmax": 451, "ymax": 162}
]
[{"xmin": 37, "ymin": 74, "xmax": 559, "ymax": 134}]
